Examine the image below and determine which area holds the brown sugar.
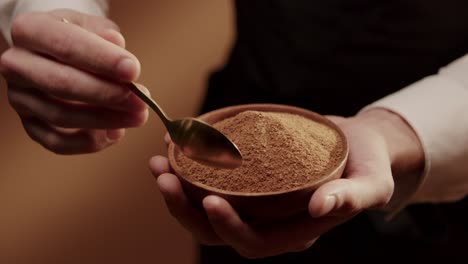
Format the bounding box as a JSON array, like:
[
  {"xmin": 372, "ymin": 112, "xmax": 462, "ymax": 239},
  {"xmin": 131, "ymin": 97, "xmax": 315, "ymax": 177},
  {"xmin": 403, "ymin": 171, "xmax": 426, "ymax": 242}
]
[{"xmin": 175, "ymin": 110, "xmax": 344, "ymax": 193}]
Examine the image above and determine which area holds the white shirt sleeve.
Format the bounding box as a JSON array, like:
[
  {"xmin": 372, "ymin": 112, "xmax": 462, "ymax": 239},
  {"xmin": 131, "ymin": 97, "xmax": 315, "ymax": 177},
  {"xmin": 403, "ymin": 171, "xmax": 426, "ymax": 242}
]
[
  {"xmin": 362, "ymin": 54, "xmax": 468, "ymax": 208},
  {"xmin": 0, "ymin": 0, "xmax": 109, "ymax": 44}
]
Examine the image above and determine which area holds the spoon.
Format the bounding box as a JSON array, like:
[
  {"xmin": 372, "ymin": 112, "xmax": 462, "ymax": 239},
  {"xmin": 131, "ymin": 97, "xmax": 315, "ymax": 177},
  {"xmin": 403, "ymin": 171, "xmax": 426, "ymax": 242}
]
[{"xmin": 127, "ymin": 82, "xmax": 243, "ymax": 169}]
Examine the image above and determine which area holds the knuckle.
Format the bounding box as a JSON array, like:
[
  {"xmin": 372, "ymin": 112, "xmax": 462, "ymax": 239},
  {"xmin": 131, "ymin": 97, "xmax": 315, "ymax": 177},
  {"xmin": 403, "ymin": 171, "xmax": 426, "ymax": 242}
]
[
  {"xmin": 6, "ymin": 88, "xmax": 20, "ymax": 109},
  {"xmin": 100, "ymin": 84, "xmax": 129, "ymax": 104},
  {"xmin": 342, "ymin": 195, "xmax": 362, "ymax": 214},
  {"xmin": 1, "ymin": 48, "xmax": 17, "ymax": 72},
  {"xmin": 103, "ymin": 29, "xmax": 126, "ymax": 48},
  {"xmin": 382, "ymin": 178, "xmax": 395, "ymax": 199},
  {"xmin": 10, "ymin": 13, "xmax": 34, "ymax": 41},
  {"xmin": 45, "ymin": 106, "xmax": 66, "ymax": 126},
  {"xmin": 104, "ymin": 19, "xmax": 121, "ymax": 32},
  {"xmin": 22, "ymin": 121, "xmax": 40, "ymax": 142},
  {"xmin": 351, "ymin": 199, "xmax": 363, "ymax": 213},
  {"xmin": 369, "ymin": 176, "xmax": 395, "ymax": 209},
  {"xmin": 376, "ymin": 179, "xmax": 395, "ymax": 208},
  {"xmin": 89, "ymin": 144, "xmax": 107, "ymax": 153},
  {"xmin": 0, "ymin": 49, "xmax": 10, "ymax": 68},
  {"xmin": 6, "ymin": 88, "xmax": 30, "ymax": 117},
  {"xmin": 373, "ymin": 198, "xmax": 389, "ymax": 209},
  {"xmin": 52, "ymin": 32, "xmax": 75, "ymax": 61},
  {"xmin": 42, "ymin": 132, "xmax": 66, "ymax": 154},
  {"xmin": 88, "ymin": 131, "xmax": 111, "ymax": 152},
  {"xmin": 46, "ymin": 68, "xmax": 72, "ymax": 94},
  {"xmin": 21, "ymin": 119, "xmax": 67, "ymax": 154}
]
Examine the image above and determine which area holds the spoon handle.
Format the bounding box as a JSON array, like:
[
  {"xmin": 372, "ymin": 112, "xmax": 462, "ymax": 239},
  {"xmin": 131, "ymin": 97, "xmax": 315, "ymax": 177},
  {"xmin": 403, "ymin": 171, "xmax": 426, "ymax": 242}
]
[{"xmin": 127, "ymin": 82, "xmax": 172, "ymax": 127}]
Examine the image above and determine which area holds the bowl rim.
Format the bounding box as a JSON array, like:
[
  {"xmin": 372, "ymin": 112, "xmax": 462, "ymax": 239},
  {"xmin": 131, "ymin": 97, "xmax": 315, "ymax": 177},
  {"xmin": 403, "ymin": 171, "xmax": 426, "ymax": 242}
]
[{"xmin": 168, "ymin": 103, "xmax": 349, "ymax": 197}]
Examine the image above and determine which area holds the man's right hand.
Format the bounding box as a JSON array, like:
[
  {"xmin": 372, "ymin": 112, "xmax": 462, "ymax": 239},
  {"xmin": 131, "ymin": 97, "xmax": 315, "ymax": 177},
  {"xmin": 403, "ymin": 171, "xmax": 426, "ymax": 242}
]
[{"xmin": 0, "ymin": 9, "xmax": 148, "ymax": 154}]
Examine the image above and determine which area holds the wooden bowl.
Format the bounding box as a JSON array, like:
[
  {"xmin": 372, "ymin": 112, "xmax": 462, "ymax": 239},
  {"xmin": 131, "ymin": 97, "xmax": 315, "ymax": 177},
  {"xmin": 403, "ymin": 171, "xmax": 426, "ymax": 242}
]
[{"xmin": 168, "ymin": 104, "xmax": 348, "ymax": 223}]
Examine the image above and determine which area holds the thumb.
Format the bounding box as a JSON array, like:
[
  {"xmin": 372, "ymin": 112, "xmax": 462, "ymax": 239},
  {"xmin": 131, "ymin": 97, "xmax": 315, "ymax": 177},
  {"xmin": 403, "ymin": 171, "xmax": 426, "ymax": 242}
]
[{"xmin": 309, "ymin": 176, "xmax": 394, "ymax": 218}]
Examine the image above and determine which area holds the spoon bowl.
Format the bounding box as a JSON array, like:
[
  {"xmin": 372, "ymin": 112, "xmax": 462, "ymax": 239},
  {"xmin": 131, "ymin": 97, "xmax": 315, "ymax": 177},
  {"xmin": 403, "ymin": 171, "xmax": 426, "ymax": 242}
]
[{"xmin": 128, "ymin": 82, "xmax": 242, "ymax": 169}]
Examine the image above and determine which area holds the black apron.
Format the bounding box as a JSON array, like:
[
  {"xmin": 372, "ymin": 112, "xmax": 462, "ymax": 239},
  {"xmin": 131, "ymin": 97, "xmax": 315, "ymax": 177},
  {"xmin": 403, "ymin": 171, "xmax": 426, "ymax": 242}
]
[{"xmin": 199, "ymin": 1, "xmax": 468, "ymax": 262}]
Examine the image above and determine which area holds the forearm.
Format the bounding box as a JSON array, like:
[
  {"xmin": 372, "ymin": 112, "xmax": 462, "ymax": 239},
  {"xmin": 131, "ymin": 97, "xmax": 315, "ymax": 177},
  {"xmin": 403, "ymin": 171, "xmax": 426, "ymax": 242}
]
[
  {"xmin": 1, "ymin": 0, "xmax": 109, "ymax": 44},
  {"xmin": 361, "ymin": 54, "xmax": 468, "ymax": 213}
]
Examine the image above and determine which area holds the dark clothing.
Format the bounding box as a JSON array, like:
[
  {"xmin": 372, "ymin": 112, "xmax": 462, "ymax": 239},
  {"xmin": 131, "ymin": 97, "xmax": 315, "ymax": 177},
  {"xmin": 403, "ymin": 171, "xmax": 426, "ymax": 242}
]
[{"xmin": 199, "ymin": 0, "xmax": 468, "ymax": 262}]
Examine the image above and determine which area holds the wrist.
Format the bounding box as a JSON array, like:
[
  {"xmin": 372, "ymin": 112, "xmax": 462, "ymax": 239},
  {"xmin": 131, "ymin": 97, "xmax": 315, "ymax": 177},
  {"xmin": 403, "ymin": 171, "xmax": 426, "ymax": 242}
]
[{"xmin": 355, "ymin": 108, "xmax": 425, "ymax": 180}]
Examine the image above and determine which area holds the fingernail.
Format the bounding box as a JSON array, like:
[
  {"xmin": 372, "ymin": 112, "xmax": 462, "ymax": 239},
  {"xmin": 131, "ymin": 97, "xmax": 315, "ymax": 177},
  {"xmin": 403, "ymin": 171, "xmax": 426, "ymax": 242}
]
[
  {"xmin": 322, "ymin": 195, "xmax": 337, "ymax": 216},
  {"xmin": 203, "ymin": 196, "xmax": 223, "ymax": 212},
  {"xmin": 106, "ymin": 129, "xmax": 125, "ymax": 141},
  {"xmin": 116, "ymin": 58, "xmax": 138, "ymax": 80}
]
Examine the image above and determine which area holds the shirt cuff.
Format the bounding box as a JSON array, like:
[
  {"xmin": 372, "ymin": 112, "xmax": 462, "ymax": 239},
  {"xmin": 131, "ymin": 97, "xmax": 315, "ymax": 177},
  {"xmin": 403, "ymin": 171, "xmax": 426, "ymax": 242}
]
[
  {"xmin": 1, "ymin": 0, "xmax": 109, "ymax": 45},
  {"xmin": 361, "ymin": 72, "xmax": 468, "ymax": 214}
]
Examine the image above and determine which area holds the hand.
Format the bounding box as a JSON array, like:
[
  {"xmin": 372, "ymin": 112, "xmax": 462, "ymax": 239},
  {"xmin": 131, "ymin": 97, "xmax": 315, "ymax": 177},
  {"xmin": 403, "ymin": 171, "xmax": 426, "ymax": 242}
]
[
  {"xmin": 0, "ymin": 9, "xmax": 148, "ymax": 154},
  {"xmin": 149, "ymin": 109, "xmax": 424, "ymax": 259}
]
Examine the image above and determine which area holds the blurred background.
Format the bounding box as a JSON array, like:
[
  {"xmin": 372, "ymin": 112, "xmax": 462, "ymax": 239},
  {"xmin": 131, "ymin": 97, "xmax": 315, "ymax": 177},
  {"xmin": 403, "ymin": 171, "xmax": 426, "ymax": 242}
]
[{"xmin": 0, "ymin": 0, "xmax": 234, "ymax": 263}]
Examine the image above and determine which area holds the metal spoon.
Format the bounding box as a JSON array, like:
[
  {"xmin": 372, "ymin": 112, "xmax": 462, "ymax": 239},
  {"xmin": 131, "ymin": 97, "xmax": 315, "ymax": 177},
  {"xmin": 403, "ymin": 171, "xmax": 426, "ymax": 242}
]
[{"xmin": 127, "ymin": 82, "xmax": 242, "ymax": 169}]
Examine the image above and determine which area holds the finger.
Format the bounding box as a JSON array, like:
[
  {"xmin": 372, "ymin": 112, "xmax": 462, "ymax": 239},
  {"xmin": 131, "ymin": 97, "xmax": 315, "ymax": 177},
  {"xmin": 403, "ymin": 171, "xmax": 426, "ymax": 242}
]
[
  {"xmin": 97, "ymin": 28, "xmax": 126, "ymax": 48},
  {"xmin": 8, "ymin": 86, "xmax": 148, "ymax": 129},
  {"xmin": 164, "ymin": 133, "xmax": 171, "ymax": 146},
  {"xmin": 203, "ymin": 197, "xmax": 327, "ymax": 258},
  {"xmin": 0, "ymin": 66, "xmax": 31, "ymax": 88},
  {"xmin": 309, "ymin": 179, "xmax": 362, "ymax": 217},
  {"xmin": 149, "ymin": 155, "xmax": 171, "ymax": 176},
  {"xmin": 155, "ymin": 173, "xmax": 223, "ymax": 246},
  {"xmin": 48, "ymin": 10, "xmax": 125, "ymax": 48},
  {"xmin": 309, "ymin": 133, "xmax": 394, "ymax": 217},
  {"xmin": 49, "ymin": 9, "xmax": 121, "ymax": 34},
  {"xmin": 106, "ymin": 128, "xmax": 125, "ymax": 141},
  {"xmin": 1, "ymin": 47, "xmax": 146, "ymax": 112},
  {"xmin": 22, "ymin": 118, "xmax": 118, "ymax": 154},
  {"xmin": 11, "ymin": 12, "xmax": 139, "ymax": 81},
  {"xmin": 309, "ymin": 175, "xmax": 393, "ymax": 218},
  {"xmin": 203, "ymin": 196, "xmax": 262, "ymax": 258},
  {"xmin": 309, "ymin": 161, "xmax": 393, "ymax": 217}
]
